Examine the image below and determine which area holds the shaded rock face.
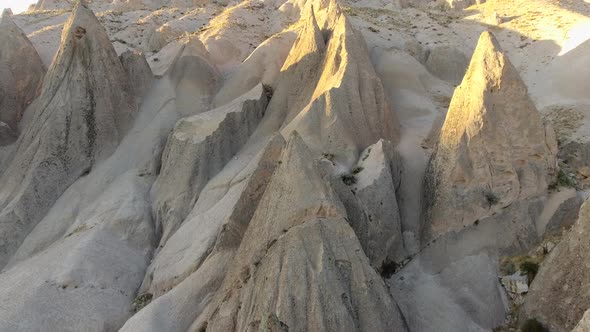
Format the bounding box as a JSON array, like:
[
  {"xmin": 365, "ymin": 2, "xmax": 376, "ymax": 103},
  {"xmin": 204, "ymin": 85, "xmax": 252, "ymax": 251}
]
[
  {"xmin": 522, "ymin": 198, "xmax": 590, "ymax": 332},
  {"xmin": 196, "ymin": 133, "xmax": 407, "ymax": 332},
  {"xmin": 0, "ymin": 3, "xmax": 136, "ymax": 268},
  {"xmin": 0, "ymin": 11, "xmax": 45, "ymax": 142},
  {"xmin": 422, "ymin": 31, "xmax": 557, "ymax": 243},
  {"xmin": 119, "ymin": 49, "xmax": 154, "ymax": 100},
  {"xmin": 330, "ymin": 139, "xmax": 407, "ymax": 270},
  {"xmin": 151, "ymin": 84, "xmax": 269, "ymax": 246},
  {"xmin": 425, "ymin": 46, "xmax": 469, "ymax": 86}
]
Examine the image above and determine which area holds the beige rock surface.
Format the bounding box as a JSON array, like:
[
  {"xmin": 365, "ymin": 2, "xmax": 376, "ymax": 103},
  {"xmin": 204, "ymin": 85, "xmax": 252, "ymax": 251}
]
[
  {"xmin": 0, "ymin": 2, "xmax": 136, "ymax": 268},
  {"xmin": 0, "ymin": 10, "xmax": 45, "ymax": 139},
  {"xmin": 522, "ymin": 198, "xmax": 590, "ymax": 332},
  {"xmin": 422, "ymin": 31, "xmax": 557, "ymax": 243}
]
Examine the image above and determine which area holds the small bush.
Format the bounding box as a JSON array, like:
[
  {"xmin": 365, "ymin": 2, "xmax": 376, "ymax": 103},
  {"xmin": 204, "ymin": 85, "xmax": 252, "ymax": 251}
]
[
  {"xmin": 521, "ymin": 318, "xmax": 548, "ymax": 332},
  {"xmin": 132, "ymin": 293, "xmax": 153, "ymax": 312},
  {"xmin": 549, "ymin": 168, "xmax": 576, "ymax": 190},
  {"xmin": 341, "ymin": 174, "xmax": 357, "ymax": 186},
  {"xmin": 520, "ymin": 260, "xmax": 540, "ymax": 284}
]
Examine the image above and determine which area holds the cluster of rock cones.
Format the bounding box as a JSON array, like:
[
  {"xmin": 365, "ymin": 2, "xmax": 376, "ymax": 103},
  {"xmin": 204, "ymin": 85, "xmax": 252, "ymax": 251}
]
[{"xmin": 0, "ymin": 0, "xmax": 587, "ymax": 331}]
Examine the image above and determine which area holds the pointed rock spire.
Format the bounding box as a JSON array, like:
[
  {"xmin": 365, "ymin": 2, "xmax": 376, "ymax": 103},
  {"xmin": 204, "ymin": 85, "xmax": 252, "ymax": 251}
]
[
  {"xmin": 0, "ymin": 2, "xmax": 136, "ymax": 268},
  {"xmin": 0, "ymin": 8, "xmax": 45, "ymax": 143},
  {"xmin": 421, "ymin": 31, "xmax": 557, "ymax": 242},
  {"xmin": 199, "ymin": 132, "xmax": 407, "ymax": 331}
]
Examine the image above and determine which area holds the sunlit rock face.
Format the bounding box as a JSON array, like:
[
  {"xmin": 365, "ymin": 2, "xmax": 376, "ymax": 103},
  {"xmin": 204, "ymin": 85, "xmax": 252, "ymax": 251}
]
[
  {"xmin": 421, "ymin": 31, "xmax": 557, "ymax": 243},
  {"xmin": 0, "ymin": 2, "xmax": 136, "ymax": 269},
  {"xmin": 0, "ymin": 10, "xmax": 45, "ymax": 144}
]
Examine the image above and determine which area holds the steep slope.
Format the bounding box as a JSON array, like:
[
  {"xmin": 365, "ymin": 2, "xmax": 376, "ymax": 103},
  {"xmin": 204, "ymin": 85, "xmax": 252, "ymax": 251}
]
[
  {"xmin": 194, "ymin": 133, "xmax": 407, "ymax": 332},
  {"xmin": 0, "ymin": 10, "xmax": 45, "ymax": 143},
  {"xmin": 0, "ymin": 2, "xmax": 136, "ymax": 268},
  {"xmin": 422, "ymin": 31, "xmax": 557, "ymax": 242},
  {"xmin": 522, "ymin": 198, "xmax": 590, "ymax": 332}
]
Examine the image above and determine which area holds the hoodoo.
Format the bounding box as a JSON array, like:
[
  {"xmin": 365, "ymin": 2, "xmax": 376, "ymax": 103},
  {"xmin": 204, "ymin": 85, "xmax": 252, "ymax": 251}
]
[
  {"xmin": 422, "ymin": 31, "xmax": 557, "ymax": 242},
  {"xmin": 0, "ymin": 2, "xmax": 136, "ymax": 268}
]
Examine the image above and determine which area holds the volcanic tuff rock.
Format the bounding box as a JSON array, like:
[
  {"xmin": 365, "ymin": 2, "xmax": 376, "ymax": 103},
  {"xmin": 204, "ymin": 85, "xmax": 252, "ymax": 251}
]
[
  {"xmin": 151, "ymin": 84, "xmax": 269, "ymax": 246},
  {"xmin": 0, "ymin": 10, "xmax": 45, "ymax": 142},
  {"xmin": 120, "ymin": 49, "xmax": 154, "ymax": 100},
  {"xmin": 0, "ymin": 2, "xmax": 136, "ymax": 268},
  {"xmin": 194, "ymin": 132, "xmax": 408, "ymax": 332},
  {"xmin": 522, "ymin": 198, "xmax": 590, "ymax": 332},
  {"xmin": 422, "ymin": 31, "xmax": 557, "ymax": 243},
  {"xmin": 33, "ymin": 0, "xmax": 73, "ymax": 11}
]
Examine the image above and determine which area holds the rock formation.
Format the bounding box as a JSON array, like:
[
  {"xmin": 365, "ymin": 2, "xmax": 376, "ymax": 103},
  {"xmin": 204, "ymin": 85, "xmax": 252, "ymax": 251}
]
[
  {"xmin": 425, "ymin": 46, "xmax": 469, "ymax": 86},
  {"xmin": 422, "ymin": 31, "xmax": 557, "ymax": 243},
  {"xmin": 522, "ymin": 198, "xmax": 590, "ymax": 332},
  {"xmin": 151, "ymin": 84, "xmax": 269, "ymax": 246},
  {"xmin": 120, "ymin": 49, "xmax": 154, "ymax": 100},
  {"xmin": 33, "ymin": 0, "xmax": 73, "ymax": 11},
  {"xmin": 0, "ymin": 10, "xmax": 45, "ymax": 143},
  {"xmin": 0, "ymin": 2, "xmax": 136, "ymax": 268},
  {"xmin": 193, "ymin": 133, "xmax": 408, "ymax": 332}
]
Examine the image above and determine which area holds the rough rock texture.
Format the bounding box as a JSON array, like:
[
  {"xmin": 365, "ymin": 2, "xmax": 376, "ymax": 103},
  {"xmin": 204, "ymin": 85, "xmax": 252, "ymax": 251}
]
[
  {"xmin": 151, "ymin": 84, "xmax": 269, "ymax": 246},
  {"xmin": 120, "ymin": 49, "xmax": 154, "ymax": 100},
  {"xmin": 390, "ymin": 253, "xmax": 508, "ymax": 332},
  {"xmin": 0, "ymin": 3, "xmax": 136, "ymax": 268},
  {"xmin": 425, "ymin": 46, "xmax": 469, "ymax": 86},
  {"xmin": 34, "ymin": 0, "xmax": 72, "ymax": 11},
  {"xmin": 574, "ymin": 309, "xmax": 590, "ymax": 332},
  {"xmin": 522, "ymin": 198, "xmax": 590, "ymax": 332},
  {"xmin": 422, "ymin": 31, "xmax": 557, "ymax": 243},
  {"xmin": 0, "ymin": 10, "xmax": 46, "ymax": 140},
  {"xmin": 331, "ymin": 139, "xmax": 407, "ymax": 270},
  {"xmin": 194, "ymin": 133, "xmax": 408, "ymax": 332}
]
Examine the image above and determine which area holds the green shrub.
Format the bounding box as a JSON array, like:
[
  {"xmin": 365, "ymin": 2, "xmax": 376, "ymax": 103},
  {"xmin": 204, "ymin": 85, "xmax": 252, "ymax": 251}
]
[
  {"xmin": 549, "ymin": 168, "xmax": 576, "ymax": 190},
  {"xmin": 521, "ymin": 318, "xmax": 548, "ymax": 332},
  {"xmin": 520, "ymin": 261, "xmax": 540, "ymax": 284}
]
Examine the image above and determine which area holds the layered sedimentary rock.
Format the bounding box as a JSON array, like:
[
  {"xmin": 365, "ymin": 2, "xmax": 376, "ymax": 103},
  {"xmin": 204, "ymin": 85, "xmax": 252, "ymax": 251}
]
[
  {"xmin": 422, "ymin": 31, "xmax": 557, "ymax": 242},
  {"xmin": 0, "ymin": 10, "xmax": 45, "ymax": 143},
  {"xmin": 0, "ymin": 3, "xmax": 136, "ymax": 268},
  {"xmin": 151, "ymin": 84, "xmax": 269, "ymax": 246},
  {"xmin": 193, "ymin": 133, "xmax": 407, "ymax": 332},
  {"xmin": 522, "ymin": 198, "xmax": 590, "ymax": 332}
]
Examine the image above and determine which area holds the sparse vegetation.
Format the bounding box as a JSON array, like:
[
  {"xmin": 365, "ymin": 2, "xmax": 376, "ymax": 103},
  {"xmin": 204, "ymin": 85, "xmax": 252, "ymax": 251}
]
[
  {"xmin": 549, "ymin": 168, "xmax": 576, "ymax": 190},
  {"xmin": 341, "ymin": 174, "xmax": 357, "ymax": 186},
  {"xmin": 132, "ymin": 293, "xmax": 153, "ymax": 312},
  {"xmin": 520, "ymin": 260, "xmax": 540, "ymax": 284},
  {"xmin": 521, "ymin": 318, "xmax": 549, "ymax": 332}
]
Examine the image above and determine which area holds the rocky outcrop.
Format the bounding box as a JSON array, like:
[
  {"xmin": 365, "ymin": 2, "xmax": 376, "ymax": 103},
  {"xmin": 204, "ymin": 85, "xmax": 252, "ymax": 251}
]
[
  {"xmin": 120, "ymin": 49, "xmax": 154, "ymax": 100},
  {"xmin": 277, "ymin": 5, "xmax": 399, "ymax": 166},
  {"xmin": 330, "ymin": 139, "xmax": 407, "ymax": 270},
  {"xmin": 193, "ymin": 133, "xmax": 408, "ymax": 332},
  {"xmin": 33, "ymin": 0, "xmax": 72, "ymax": 11},
  {"xmin": 0, "ymin": 3, "xmax": 136, "ymax": 268},
  {"xmin": 0, "ymin": 10, "xmax": 46, "ymax": 143},
  {"xmin": 522, "ymin": 198, "xmax": 590, "ymax": 332},
  {"xmin": 422, "ymin": 31, "xmax": 557, "ymax": 243},
  {"xmin": 151, "ymin": 84, "xmax": 269, "ymax": 246},
  {"xmin": 425, "ymin": 46, "xmax": 469, "ymax": 86}
]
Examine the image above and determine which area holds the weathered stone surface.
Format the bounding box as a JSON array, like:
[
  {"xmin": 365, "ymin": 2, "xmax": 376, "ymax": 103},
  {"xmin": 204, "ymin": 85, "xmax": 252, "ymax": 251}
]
[
  {"xmin": 425, "ymin": 46, "xmax": 469, "ymax": 86},
  {"xmin": 120, "ymin": 49, "xmax": 154, "ymax": 100},
  {"xmin": 0, "ymin": 10, "xmax": 45, "ymax": 141},
  {"xmin": 151, "ymin": 84, "xmax": 269, "ymax": 246},
  {"xmin": 422, "ymin": 31, "xmax": 557, "ymax": 243},
  {"xmin": 0, "ymin": 3, "xmax": 136, "ymax": 268},
  {"xmin": 500, "ymin": 271, "xmax": 529, "ymax": 294},
  {"xmin": 330, "ymin": 139, "xmax": 407, "ymax": 270},
  {"xmin": 522, "ymin": 198, "xmax": 590, "ymax": 332},
  {"xmin": 193, "ymin": 133, "xmax": 408, "ymax": 332},
  {"xmin": 34, "ymin": 0, "xmax": 72, "ymax": 11}
]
